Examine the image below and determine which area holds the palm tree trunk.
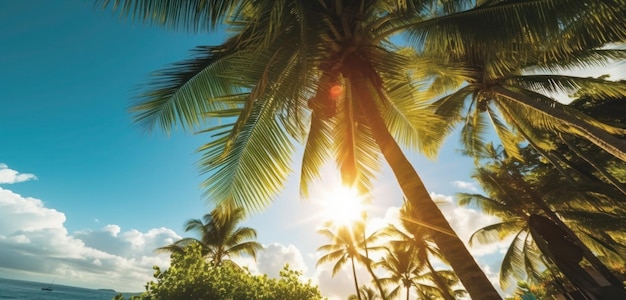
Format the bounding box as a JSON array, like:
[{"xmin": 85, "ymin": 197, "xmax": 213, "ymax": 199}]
[
  {"xmin": 350, "ymin": 65, "xmax": 501, "ymax": 299},
  {"xmin": 493, "ymin": 85, "xmax": 626, "ymax": 162},
  {"xmin": 362, "ymin": 231, "xmax": 387, "ymax": 300},
  {"xmin": 351, "ymin": 256, "xmax": 363, "ymax": 300},
  {"xmin": 406, "ymin": 284, "xmax": 410, "ymax": 300}
]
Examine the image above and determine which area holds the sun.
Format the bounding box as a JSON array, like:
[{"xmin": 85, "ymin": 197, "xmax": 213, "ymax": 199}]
[{"xmin": 317, "ymin": 186, "xmax": 367, "ymax": 226}]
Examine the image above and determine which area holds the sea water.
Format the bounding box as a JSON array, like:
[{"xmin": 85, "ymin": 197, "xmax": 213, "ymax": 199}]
[{"xmin": 0, "ymin": 277, "xmax": 139, "ymax": 300}]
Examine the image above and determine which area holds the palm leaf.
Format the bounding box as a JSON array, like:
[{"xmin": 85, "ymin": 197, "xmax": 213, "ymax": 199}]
[
  {"xmin": 500, "ymin": 229, "xmax": 530, "ymax": 289},
  {"xmin": 98, "ymin": 0, "xmax": 244, "ymax": 32},
  {"xmin": 468, "ymin": 220, "xmax": 525, "ymax": 246}
]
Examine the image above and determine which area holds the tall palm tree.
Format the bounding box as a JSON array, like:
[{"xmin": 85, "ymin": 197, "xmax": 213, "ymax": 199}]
[
  {"xmin": 376, "ymin": 248, "xmax": 421, "ymax": 300},
  {"xmin": 98, "ymin": 1, "xmax": 625, "ymax": 297},
  {"xmin": 156, "ymin": 206, "xmax": 263, "ymax": 265},
  {"xmin": 423, "ymin": 1, "xmax": 626, "ymax": 164},
  {"xmin": 459, "ymin": 144, "xmax": 626, "ymax": 289},
  {"xmin": 316, "ymin": 221, "xmax": 384, "ymax": 300}
]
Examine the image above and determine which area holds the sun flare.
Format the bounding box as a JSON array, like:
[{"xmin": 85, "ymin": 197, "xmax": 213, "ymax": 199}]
[{"xmin": 318, "ymin": 186, "xmax": 366, "ymax": 226}]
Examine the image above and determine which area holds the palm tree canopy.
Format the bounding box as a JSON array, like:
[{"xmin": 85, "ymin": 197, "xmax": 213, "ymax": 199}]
[
  {"xmin": 157, "ymin": 206, "xmax": 263, "ymax": 264},
  {"xmin": 99, "ymin": 1, "xmax": 626, "ymax": 298},
  {"xmin": 96, "ymin": 0, "xmax": 626, "ymax": 210}
]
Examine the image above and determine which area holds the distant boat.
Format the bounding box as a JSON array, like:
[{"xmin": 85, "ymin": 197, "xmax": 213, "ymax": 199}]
[{"xmin": 42, "ymin": 276, "xmax": 58, "ymax": 291}]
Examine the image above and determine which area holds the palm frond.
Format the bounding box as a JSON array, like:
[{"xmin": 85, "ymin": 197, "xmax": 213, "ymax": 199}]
[
  {"xmin": 130, "ymin": 44, "xmax": 242, "ymax": 134},
  {"xmin": 505, "ymin": 74, "xmax": 626, "ymax": 100},
  {"xmin": 98, "ymin": 0, "xmax": 244, "ymax": 32},
  {"xmin": 485, "ymin": 105, "xmax": 524, "ymax": 161},
  {"xmin": 468, "ymin": 220, "xmax": 525, "ymax": 246},
  {"xmin": 494, "ymin": 85, "xmax": 626, "ymax": 161},
  {"xmin": 500, "ymin": 229, "xmax": 530, "ymax": 289}
]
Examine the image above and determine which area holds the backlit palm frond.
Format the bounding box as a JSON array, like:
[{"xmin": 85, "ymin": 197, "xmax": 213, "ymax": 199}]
[
  {"xmin": 334, "ymin": 78, "xmax": 381, "ymax": 190},
  {"xmin": 485, "ymin": 105, "xmax": 524, "ymax": 161},
  {"xmin": 379, "ymin": 75, "xmax": 445, "ymax": 158},
  {"xmin": 98, "ymin": 0, "xmax": 244, "ymax": 32},
  {"xmin": 225, "ymin": 240, "xmax": 263, "ymax": 260},
  {"xmin": 456, "ymin": 193, "xmax": 510, "ymax": 217},
  {"xmin": 330, "ymin": 254, "xmax": 350, "ymax": 276},
  {"xmin": 130, "ymin": 43, "xmax": 243, "ymax": 134},
  {"xmin": 494, "ymin": 85, "xmax": 626, "ymax": 161},
  {"xmin": 529, "ymin": 49, "xmax": 626, "ymax": 73},
  {"xmin": 421, "ymin": 65, "xmax": 475, "ymax": 100},
  {"xmin": 575, "ymin": 230, "xmax": 626, "ymax": 264},
  {"xmin": 498, "ymin": 104, "xmax": 556, "ymax": 152},
  {"xmin": 460, "ymin": 99, "xmax": 489, "ymax": 160},
  {"xmin": 505, "ymin": 74, "xmax": 626, "ymax": 101},
  {"xmin": 198, "ymin": 32, "xmax": 314, "ymax": 211},
  {"xmin": 468, "ymin": 220, "xmax": 525, "ymax": 246},
  {"xmin": 227, "ymin": 227, "xmax": 258, "ymax": 245},
  {"xmin": 539, "ymin": 1, "xmax": 626, "ymax": 61},
  {"xmin": 405, "ymin": 0, "xmax": 574, "ymax": 60},
  {"xmin": 561, "ymin": 210, "xmax": 626, "ymax": 233},
  {"xmin": 300, "ymin": 112, "xmax": 334, "ymax": 198},
  {"xmin": 500, "ymin": 229, "xmax": 530, "ymax": 290},
  {"xmin": 199, "ymin": 98, "xmax": 294, "ymax": 212},
  {"xmin": 522, "ymin": 234, "xmax": 545, "ymax": 285}
]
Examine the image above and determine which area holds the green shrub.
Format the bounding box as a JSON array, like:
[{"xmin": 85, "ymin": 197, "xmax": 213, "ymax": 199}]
[{"xmin": 114, "ymin": 243, "xmax": 323, "ymax": 300}]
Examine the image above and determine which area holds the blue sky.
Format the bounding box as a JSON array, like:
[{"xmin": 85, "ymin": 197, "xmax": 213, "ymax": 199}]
[{"xmin": 0, "ymin": 2, "xmax": 518, "ymax": 298}]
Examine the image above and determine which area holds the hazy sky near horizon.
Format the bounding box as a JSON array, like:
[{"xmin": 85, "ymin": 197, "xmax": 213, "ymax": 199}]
[{"xmin": 0, "ymin": 2, "xmax": 521, "ymax": 298}]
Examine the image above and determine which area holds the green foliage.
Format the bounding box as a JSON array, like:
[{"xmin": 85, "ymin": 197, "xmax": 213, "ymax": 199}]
[{"xmin": 115, "ymin": 243, "xmax": 323, "ymax": 300}]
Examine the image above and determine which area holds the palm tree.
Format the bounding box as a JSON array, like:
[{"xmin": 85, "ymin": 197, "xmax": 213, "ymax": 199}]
[
  {"xmin": 458, "ymin": 144, "xmax": 626, "ymax": 289},
  {"xmin": 316, "ymin": 221, "xmax": 384, "ymax": 300},
  {"xmin": 382, "ymin": 202, "xmax": 459, "ymax": 300},
  {"xmin": 376, "ymin": 248, "xmax": 421, "ymax": 300},
  {"xmin": 98, "ymin": 1, "xmax": 625, "ymax": 297},
  {"xmin": 156, "ymin": 206, "xmax": 263, "ymax": 265},
  {"xmin": 423, "ymin": 1, "xmax": 626, "ymax": 164}
]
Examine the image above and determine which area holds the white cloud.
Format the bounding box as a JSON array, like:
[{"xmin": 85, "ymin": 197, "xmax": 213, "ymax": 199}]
[
  {"xmin": 258, "ymin": 243, "xmax": 308, "ymax": 276},
  {"xmin": 234, "ymin": 243, "xmax": 308, "ymax": 279},
  {"xmin": 0, "ymin": 164, "xmax": 37, "ymax": 184},
  {"xmin": 0, "ymin": 185, "xmax": 180, "ymax": 292},
  {"xmin": 451, "ymin": 180, "xmax": 478, "ymax": 192}
]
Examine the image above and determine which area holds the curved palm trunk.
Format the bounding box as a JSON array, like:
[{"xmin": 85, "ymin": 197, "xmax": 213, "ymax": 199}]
[
  {"xmin": 351, "ymin": 256, "xmax": 363, "ymax": 300},
  {"xmin": 493, "ymin": 85, "xmax": 626, "ymax": 162},
  {"xmin": 349, "ymin": 65, "xmax": 501, "ymax": 299}
]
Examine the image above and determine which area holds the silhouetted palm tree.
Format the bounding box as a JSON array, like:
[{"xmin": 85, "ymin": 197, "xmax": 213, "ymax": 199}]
[{"xmin": 317, "ymin": 221, "xmax": 385, "ymax": 300}]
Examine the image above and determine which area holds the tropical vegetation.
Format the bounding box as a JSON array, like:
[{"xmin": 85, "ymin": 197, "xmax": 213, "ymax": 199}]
[
  {"xmin": 99, "ymin": 0, "xmax": 626, "ymax": 298},
  {"xmin": 113, "ymin": 242, "xmax": 323, "ymax": 300},
  {"xmin": 458, "ymin": 141, "xmax": 626, "ymax": 295},
  {"xmin": 156, "ymin": 206, "xmax": 263, "ymax": 266}
]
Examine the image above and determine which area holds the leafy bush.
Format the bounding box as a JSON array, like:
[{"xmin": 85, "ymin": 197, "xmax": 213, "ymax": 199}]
[{"xmin": 114, "ymin": 243, "xmax": 323, "ymax": 300}]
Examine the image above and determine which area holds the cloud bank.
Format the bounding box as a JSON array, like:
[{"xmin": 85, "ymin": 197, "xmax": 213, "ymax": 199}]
[{"xmin": 0, "ymin": 164, "xmax": 307, "ymax": 293}]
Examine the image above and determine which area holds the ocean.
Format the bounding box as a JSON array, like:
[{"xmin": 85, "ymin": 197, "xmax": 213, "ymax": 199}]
[{"xmin": 0, "ymin": 277, "xmax": 140, "ymax": 300}]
